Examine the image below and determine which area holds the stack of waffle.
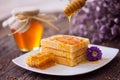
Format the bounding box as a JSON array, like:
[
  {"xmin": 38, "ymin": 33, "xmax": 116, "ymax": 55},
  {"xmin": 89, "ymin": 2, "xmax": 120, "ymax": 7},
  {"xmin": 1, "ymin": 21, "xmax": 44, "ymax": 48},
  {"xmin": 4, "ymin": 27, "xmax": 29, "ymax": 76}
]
[{"xmin": 41, "ymin": 35, "xmax": 89, "ymax": 66}]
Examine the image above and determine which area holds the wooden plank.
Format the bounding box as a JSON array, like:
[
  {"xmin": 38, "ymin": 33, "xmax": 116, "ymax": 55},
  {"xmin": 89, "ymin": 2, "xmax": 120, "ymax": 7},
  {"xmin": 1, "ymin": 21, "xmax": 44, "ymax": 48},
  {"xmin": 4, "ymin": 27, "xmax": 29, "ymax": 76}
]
[
  {"xmin": 0, "ymin": 37, "xmax": 16, "ymax": 56},
  {"xmin": 0, "ymin": 48, "xmax": 21, "ymax": 76}
]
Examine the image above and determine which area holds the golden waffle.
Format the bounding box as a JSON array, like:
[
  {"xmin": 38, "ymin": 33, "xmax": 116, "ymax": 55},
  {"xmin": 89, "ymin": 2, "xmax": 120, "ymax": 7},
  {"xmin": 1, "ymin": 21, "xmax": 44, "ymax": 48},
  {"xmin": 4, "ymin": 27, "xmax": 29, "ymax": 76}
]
[{"xmin": 41, "ymin": 35, "xmax": 89, "ymax": 53}]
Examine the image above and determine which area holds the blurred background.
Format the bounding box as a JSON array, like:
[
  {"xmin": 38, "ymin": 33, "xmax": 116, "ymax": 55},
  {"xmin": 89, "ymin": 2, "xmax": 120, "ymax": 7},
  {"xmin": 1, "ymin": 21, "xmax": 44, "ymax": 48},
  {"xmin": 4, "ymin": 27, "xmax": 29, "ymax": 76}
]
[{"xmin": 0, "ymin": 0, "xmax": 120, "ymax": 43}]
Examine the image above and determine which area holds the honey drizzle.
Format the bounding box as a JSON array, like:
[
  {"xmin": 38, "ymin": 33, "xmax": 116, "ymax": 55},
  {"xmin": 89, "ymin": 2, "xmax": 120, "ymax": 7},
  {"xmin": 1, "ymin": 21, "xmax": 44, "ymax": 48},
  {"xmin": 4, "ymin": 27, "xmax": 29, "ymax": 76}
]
[
  {"xmin": 81, "ymin": 58, "xmax": 110, "ymax": 64},
  {"xmin": 68, "ymin": 16, "xmax": 72, "ymax": 34}
]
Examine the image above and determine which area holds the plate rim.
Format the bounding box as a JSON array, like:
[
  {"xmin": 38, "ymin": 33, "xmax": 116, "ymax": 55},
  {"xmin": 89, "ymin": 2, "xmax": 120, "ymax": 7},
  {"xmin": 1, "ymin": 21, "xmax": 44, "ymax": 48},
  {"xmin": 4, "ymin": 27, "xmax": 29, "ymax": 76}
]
[{"xmin": 12, "ymin": 44, "xmax": 119, "ymax": 76}]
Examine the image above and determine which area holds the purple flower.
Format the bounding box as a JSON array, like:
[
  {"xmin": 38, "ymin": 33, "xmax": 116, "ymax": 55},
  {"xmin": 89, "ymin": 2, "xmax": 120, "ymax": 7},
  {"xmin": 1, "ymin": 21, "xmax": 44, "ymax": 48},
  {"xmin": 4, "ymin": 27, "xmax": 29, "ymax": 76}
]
[{"xmin": 87, "ymin": 46, "xmax": 102, "ymax": 61}]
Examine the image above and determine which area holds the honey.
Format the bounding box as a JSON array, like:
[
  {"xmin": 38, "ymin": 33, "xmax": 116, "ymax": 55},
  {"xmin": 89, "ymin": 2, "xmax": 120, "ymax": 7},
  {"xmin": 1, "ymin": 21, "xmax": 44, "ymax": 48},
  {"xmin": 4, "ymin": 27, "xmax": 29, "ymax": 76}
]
[
  {"xmin": 26, "ymin": 53, "xmax": 55, "ymax": 70},
  {"xmin": 12, "ymin": 20, "xmax": 44, "ymax": 52},
  {"xmin": 68, "ymin": 16, "xmax": 72, "ymax": 34},
  {"xmin": 54, "ymin": 35, "xmax": 81, "ymax": 45}
]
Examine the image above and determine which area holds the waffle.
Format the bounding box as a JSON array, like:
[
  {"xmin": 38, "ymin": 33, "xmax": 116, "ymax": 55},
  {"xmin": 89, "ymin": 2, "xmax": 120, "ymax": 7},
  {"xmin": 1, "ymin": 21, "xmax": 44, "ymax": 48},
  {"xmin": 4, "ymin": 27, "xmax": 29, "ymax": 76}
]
[
  {"xmin": 40, "ymin": 35, "xmax": 89, "ymax": 66},
  {"xmin": 41, "ymin": 35, "xmax": 89, "ymax": 53}
]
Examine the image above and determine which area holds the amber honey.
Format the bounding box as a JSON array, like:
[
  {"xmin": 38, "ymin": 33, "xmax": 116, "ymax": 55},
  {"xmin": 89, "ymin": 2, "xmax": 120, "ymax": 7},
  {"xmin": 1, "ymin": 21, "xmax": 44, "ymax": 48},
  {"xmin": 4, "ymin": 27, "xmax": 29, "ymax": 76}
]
[
  {"xmin": 12, "ymin": 20, "xmax": 44, "ymax": 52},
  {"xmin": 68, "ymin": 16, "xmax": 72, "ymax": 34},
  {"xmin": 54, "ymin": 35, "xmax": 80, "ymax": 45}
]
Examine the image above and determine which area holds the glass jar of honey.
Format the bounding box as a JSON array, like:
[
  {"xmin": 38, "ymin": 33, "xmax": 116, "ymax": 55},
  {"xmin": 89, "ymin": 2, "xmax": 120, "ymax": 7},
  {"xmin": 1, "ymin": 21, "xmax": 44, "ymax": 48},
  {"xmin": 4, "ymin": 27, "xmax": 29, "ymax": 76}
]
[
  {"xmin": 3, "ymin": 7, "xmax": 43, "ymax": 52},
  {"xmin": 12, "ymin": 19, "xmax": 44, "ymax": 52},
  {"xmin": 2, "ymin": 7, "xmax": 58, "ymax": 52}
]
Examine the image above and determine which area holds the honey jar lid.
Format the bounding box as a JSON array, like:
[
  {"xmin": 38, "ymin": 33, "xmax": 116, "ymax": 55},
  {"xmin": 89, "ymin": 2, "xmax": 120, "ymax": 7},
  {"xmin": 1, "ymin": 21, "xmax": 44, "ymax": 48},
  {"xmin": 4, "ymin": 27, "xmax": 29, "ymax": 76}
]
[{"xmin": 3, "ymin": 7, "xmax": 40, "ymax": 28}]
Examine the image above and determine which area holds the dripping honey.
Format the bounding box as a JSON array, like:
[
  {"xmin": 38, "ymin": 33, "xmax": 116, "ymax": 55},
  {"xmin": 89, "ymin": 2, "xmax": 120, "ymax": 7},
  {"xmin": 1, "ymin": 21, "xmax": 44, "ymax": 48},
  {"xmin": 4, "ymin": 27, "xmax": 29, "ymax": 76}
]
[
  {"xmin": 68, "ymin": 16, "xmax": 72, "ymax": 34},
  {"xmin": 12, "ymin": 20, "xmax": 44, "ymax": 52}
]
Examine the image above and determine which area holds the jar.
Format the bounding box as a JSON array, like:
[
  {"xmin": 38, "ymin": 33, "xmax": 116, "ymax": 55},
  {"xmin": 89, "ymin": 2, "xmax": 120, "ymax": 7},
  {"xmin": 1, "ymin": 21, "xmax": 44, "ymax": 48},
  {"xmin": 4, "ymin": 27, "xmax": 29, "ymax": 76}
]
[
  {"xmin": 12, "ymin": 19, "xmax": 44, "ymax": 52},
  {"xmin": 3, "ymin": 7, "xmax": 58, "ymax": 52},
  {"xmin": 3, "ymin": 7, "xmax": 44, "ymax": 52}
]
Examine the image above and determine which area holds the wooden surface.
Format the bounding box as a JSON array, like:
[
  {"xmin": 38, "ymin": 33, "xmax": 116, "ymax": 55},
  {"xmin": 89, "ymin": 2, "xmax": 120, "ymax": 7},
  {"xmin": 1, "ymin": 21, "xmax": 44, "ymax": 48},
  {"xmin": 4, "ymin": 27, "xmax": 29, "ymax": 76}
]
[{"xmin": 0, "ymin": 18, "xmax": 120, "ymax": 80}]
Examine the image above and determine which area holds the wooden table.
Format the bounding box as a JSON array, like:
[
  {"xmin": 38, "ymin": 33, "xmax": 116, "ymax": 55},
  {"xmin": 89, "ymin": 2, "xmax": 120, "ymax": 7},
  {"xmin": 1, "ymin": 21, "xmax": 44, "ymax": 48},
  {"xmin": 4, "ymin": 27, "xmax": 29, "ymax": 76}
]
[{"xmin": 0, "ymin": 18, "xmax": 120, "ymax": 80}]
